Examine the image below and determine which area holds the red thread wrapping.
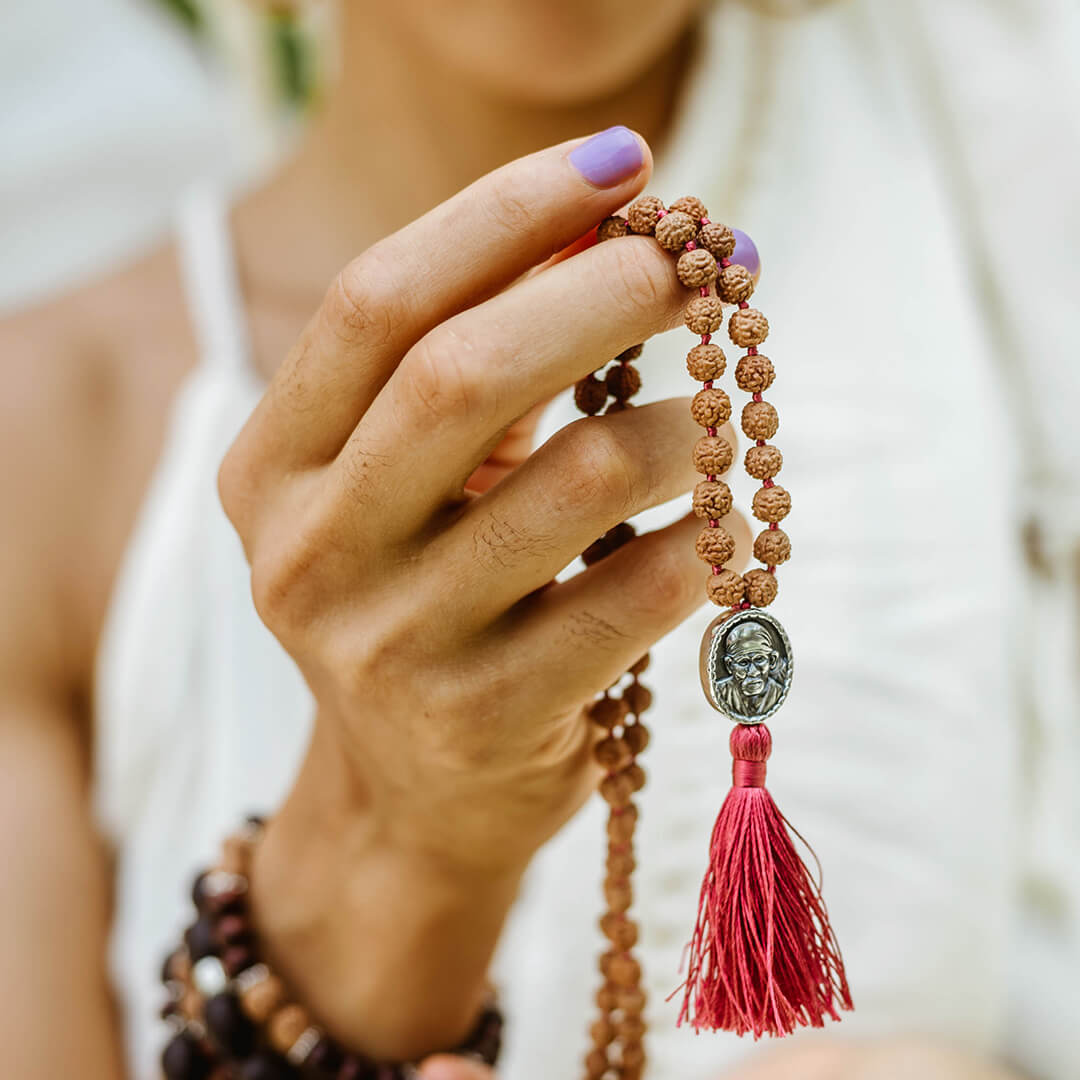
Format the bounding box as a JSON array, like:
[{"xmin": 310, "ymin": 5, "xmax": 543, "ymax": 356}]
[{"xmin": 673, "ymin": 725, "xmax": 852, "ymax": 1037}]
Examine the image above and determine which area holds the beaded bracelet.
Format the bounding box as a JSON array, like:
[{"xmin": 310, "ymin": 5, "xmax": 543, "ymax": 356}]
[
  {"xmin": 574, "ymin": 196, "xmax": 851, "ymax": 1072},
  {"xmin": 159, "ymin": 819, "xmax": 503, "ymax": 1080}
]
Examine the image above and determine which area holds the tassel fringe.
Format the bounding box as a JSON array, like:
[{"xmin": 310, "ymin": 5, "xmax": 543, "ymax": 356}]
[{"xmin": 674, "ymin": 724, "xmax": 852, "ymax": 1037}]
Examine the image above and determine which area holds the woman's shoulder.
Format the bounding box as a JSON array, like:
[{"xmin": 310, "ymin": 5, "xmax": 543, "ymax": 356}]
[{"xmin": 0, "ymin": 245, "xmax": 198, "ymax": 699}]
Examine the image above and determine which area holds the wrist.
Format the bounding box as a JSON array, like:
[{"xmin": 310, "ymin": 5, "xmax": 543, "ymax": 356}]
[{"xmin": 250, "ymin": 720, "xmax": 522, "ymax": 1061}]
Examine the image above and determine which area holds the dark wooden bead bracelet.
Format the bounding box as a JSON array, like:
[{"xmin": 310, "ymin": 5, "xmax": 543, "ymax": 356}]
[{"xmin": 159, "ymin": 818, "xmax": 503, "ymax": 1080}]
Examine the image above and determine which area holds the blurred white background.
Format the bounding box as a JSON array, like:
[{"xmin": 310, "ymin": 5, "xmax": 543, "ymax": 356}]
[{"xmin": 2, "ymin": 1, "xmax": 1078, "ymax": 1076}]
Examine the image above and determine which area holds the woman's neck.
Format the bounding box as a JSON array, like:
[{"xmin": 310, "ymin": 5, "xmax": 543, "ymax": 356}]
[{"xmin": 232, "ymin": 8, "xmax": 695, "ymax": 370}]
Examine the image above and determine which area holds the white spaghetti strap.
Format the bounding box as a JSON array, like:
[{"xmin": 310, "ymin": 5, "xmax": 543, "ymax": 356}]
[{"xmin": 175, "ymin": 186, "xmax": 253, "ymax": 375}]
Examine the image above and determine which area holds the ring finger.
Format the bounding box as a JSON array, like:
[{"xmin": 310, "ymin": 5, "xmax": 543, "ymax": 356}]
[{"xmin": 426, "ymin": 398, "xmax": 736, "ymax": 620}]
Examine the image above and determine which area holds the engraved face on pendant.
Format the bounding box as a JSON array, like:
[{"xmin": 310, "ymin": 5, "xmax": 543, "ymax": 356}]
[{"xmin": 699, "ymin": 608, "xmax": 793, "ymax": 724}]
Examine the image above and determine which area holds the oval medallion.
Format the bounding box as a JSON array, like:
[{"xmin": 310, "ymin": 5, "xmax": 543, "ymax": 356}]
[{"xmin": 699, "ymin": 607, "xmax": 793, "ymax": 724}]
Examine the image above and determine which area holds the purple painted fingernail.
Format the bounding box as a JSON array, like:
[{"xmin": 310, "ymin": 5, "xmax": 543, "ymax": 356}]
[
  {"xmin": 731, "ymin": 228, "xmax": 761, "ymax": 279},
  {"xmin": 569, "ymin": 126, "xmax": 644, "ymax": 188}
]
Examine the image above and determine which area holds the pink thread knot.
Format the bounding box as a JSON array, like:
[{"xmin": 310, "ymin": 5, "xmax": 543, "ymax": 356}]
[{"xmin": 732, "ymin": 759, "xmax": 767, "ymax": 788}]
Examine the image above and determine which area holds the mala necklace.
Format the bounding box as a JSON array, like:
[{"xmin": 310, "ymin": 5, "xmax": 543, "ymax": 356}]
[
  {"xmin": 158, "ymin": 196, "xmax": 850, "ymax": 1080},
  {"xmin": 575, "ymin": 196, "xmax": 852, "ymax": 1077}
]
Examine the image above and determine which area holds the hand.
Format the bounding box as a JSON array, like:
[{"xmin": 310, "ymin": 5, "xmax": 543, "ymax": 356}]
[{"xmin": 218, "ymin": 130, "xmax": 747, "ymax": 1057}]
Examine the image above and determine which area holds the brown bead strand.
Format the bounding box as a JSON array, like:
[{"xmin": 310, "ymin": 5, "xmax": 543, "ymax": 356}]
[
  {"xmin": 577, "ymin": 198, "xmax": 784, "ymax": 1074},
  {"xmin": 621, "ymin": 189, "xmax": 790, "ymax": 613},
  {"xmin": 719, "ymin": 251, "xmax": 788, "ymax": 607},
  {"xmin": 576, "ymin": 217, "xmax": 652, "ymax": 1080}
]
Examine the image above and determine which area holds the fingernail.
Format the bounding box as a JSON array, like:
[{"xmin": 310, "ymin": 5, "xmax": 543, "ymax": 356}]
[
  {"xmin": 569, "ymin": 126, "xmax": 644, "ymax": 188},
  {"xmin": 731, "ymin": 228, "xmax": 761, "ymax": 280}
]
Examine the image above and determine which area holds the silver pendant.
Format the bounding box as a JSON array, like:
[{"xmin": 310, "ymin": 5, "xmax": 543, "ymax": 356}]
[{"xmin": 699, "ymin": 607, "xmax": 793, "ymax": 724}]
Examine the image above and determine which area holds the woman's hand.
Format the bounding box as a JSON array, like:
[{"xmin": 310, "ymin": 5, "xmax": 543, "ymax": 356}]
[{"xmin": 218, "ymin": 129, "xmax": 747, "ymax": 1058}]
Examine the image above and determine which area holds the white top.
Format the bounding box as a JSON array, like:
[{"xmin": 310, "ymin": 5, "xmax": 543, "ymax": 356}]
[{"xmin": 93, "ymin": 3, "xmax": 1080, "ymax": 1079}]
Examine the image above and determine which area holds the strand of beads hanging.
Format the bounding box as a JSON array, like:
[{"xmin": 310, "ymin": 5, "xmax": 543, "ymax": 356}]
[
  {"xmin": 592, "ymin": 196, "xmax": 850, "ymax": 1039},
  {"xmin": 573, "ymin": 222, "xmax": 652, "ymax": 1080}
]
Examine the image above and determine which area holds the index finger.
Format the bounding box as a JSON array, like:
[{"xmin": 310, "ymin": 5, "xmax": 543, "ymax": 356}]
[{"xmin": 243, "ymin": 127, "xmax": 654, "ymax": 470}]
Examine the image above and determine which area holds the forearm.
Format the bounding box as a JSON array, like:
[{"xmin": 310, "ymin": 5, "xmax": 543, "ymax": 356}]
[
  {"xmin": 1, "ymin": 702, "xmax": 126, "ymax": 1080},
  {"xmin": 250, "ymin": 717, "xmax": 525, "ymax": 1062}
]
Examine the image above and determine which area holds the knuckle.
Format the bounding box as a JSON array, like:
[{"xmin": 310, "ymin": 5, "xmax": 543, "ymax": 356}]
[
  {"xmin": 482, "ymin": 174, "xmax": 543, "ymax": 241},
  {"xmin": 606, "ymin": 237, "xmax": 680, "ymax": 323},
  {"xmin": 247, "ymin": 522, "xmax": 330, "ymax": 640},
  {"xmin": 635, "ymin": 537, "xmax": 698, "ymax": 618},
  {"xmin": 553, "ymin": 417, "xmax": 638, "ymax": 515},
  {"xmin": 217, "ymin": 428, "xmax": 263, "ymax": 543},
  {"xmin": 328, "ymin": 247, "xmax": 399, "ymax": 349},
  {"xmin": 404, "ymin": 323, "xmax": 494, "ymax": 424},
  {"xmin": 470, "ymin": 511, "xmax": 558, "ymax": 574}
]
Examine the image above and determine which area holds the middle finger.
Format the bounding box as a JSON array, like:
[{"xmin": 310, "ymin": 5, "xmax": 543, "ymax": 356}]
[
  {"xmin": 334, "ymin": 232, "xmax": 698, "ymax": 531},
  {"xmin": 427, "ymin": 399, "xmax": 737, "ymax": 622}
]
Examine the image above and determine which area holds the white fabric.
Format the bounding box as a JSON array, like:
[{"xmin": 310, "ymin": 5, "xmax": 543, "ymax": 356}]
[{"xmin": 90, "ymin": 2, "xmax": 1080, "ymax": 1079}]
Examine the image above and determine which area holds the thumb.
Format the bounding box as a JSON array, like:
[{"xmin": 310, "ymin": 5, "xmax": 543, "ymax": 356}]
[{"xmin": 417, "ymin": 1053, "xmax": 497, "ymax": 1080}]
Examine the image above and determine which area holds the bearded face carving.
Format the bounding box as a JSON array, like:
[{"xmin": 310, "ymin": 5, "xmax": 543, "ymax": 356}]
[{"xmin": 700, "ymin": 610, "xmax": 793, "ymax": 723}]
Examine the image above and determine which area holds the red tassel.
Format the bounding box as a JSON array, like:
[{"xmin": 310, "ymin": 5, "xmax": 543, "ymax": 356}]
[{"xmin": 674, "ymin": 724, "xmax": 852, "ymax": 1037}]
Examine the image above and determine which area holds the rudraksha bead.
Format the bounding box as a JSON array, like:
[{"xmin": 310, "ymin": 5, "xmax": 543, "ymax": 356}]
[
  {"xmin": 744, "ymin": 567, "xmax": 779, "ymax": 607},
  {"xmin": 600, "ymin": 773, "xmax": 634, "ymax": 807},
  {"xmin": 594, "ymin": 736, "xmax": 632, "ymax": 771},
  {"xmin": 696, "ymin": 222, "xmax": 736, "ymax": 259},
  {"xmin": 695, "ymin": 526, "xmax": 736, "ymax": 566},
  {"xmin": 735, "ymin": 353, "xmax": 775, "ymax": 394},
  {"xmin": 596, "ymin": 215, "xmax": 628, "ymax": 242},
  {"xmin": 729, "ymin": 307, "xmax": 769, "ymax": 347},
  {"xmin": 625, "ymin": 763, "xmax": 646, "ymax": 791},
  {"xmin": 600, "ymin": 913, "xmax": 639, "ymax": 946},
  {"xmin": 689, "ymin": 387, "xmax": 731, "ymax": 428},
  {"xmin": 607, "ymin": 810, "xmax": 637, "ymax": 844},
  {"xmin": 685, "ymin": 342, "xmax": 726, "ymax": 381},
  {"xmin": 669, "ymin": 195, "xmax": 708, "ymax": 221},
  {"xmin": 654, "ymin": 210, "xmax": 697, "ymax": 251},
  {"xmin": 589, "ymin": 1017, "xmax": 616, "ymax": 1046},
  {"xmin": 616, "ymin": 343, "xmax": 643, "ymax": 362},
  {"xmin": 706, "ymin": 569, "xmax": 746, "ymax": 607},
  {"xmin": 718, "ymin": 263, "xmax": 755, "ymax": 303},
  {"xmin": 741, "ymin": 400, "xmax": 779, "ymax": 440},
  {"xmin": 605, "ymin": 364, "xmax": 641, "ymax": 401},
  {"xmin": 754, "ymin": 528, "xmax": 791, "ymax": 565},
  {"xmin": 608, "ymin": 953, "xmax": 641, "ymax": 986},
  {"xmin": 677, "ymin": 249, "xmax": 718, "ymax": 289},
  {"xmin": 584, "ymin": 1049, "xmax": 609, "ymax": 1079},
  {"xmin": 683, "ymin": 296, "xmax": 725, "ymax": 335},
  {"xmin": 626, "ymin": 196, "xmax": 664, "ymax": 235},
  {"xmin": 588, "ymin": 695, "xmax": 629, "ymax": 730},
  {"xmin": 752, "ymin": 484, "xmax": 791, "ymax": 523},
  {"xmin": 574, "ymin": 375, "xmax": 608, "ymax": 416},
  {"xmin": 622, "ymin": 723, "xmax": 650, "ymax": 755},
  {"xmin": 745, "ymin": 443, "xmax": 783, "ymax": 479},
  {"xmin": 692, "ymin": 435, "xmax": 734, "ymax": 475},
  {"xmin": 604, "ymin": 881, "xmax": 633, "ymax": 914},
  {"xmin": 692, "ymin": 479, "xmax": 733, "ymax": 520},
  {"xmin": 623, "ymin": 682, "xmax": 652, "ymax": 714}
]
